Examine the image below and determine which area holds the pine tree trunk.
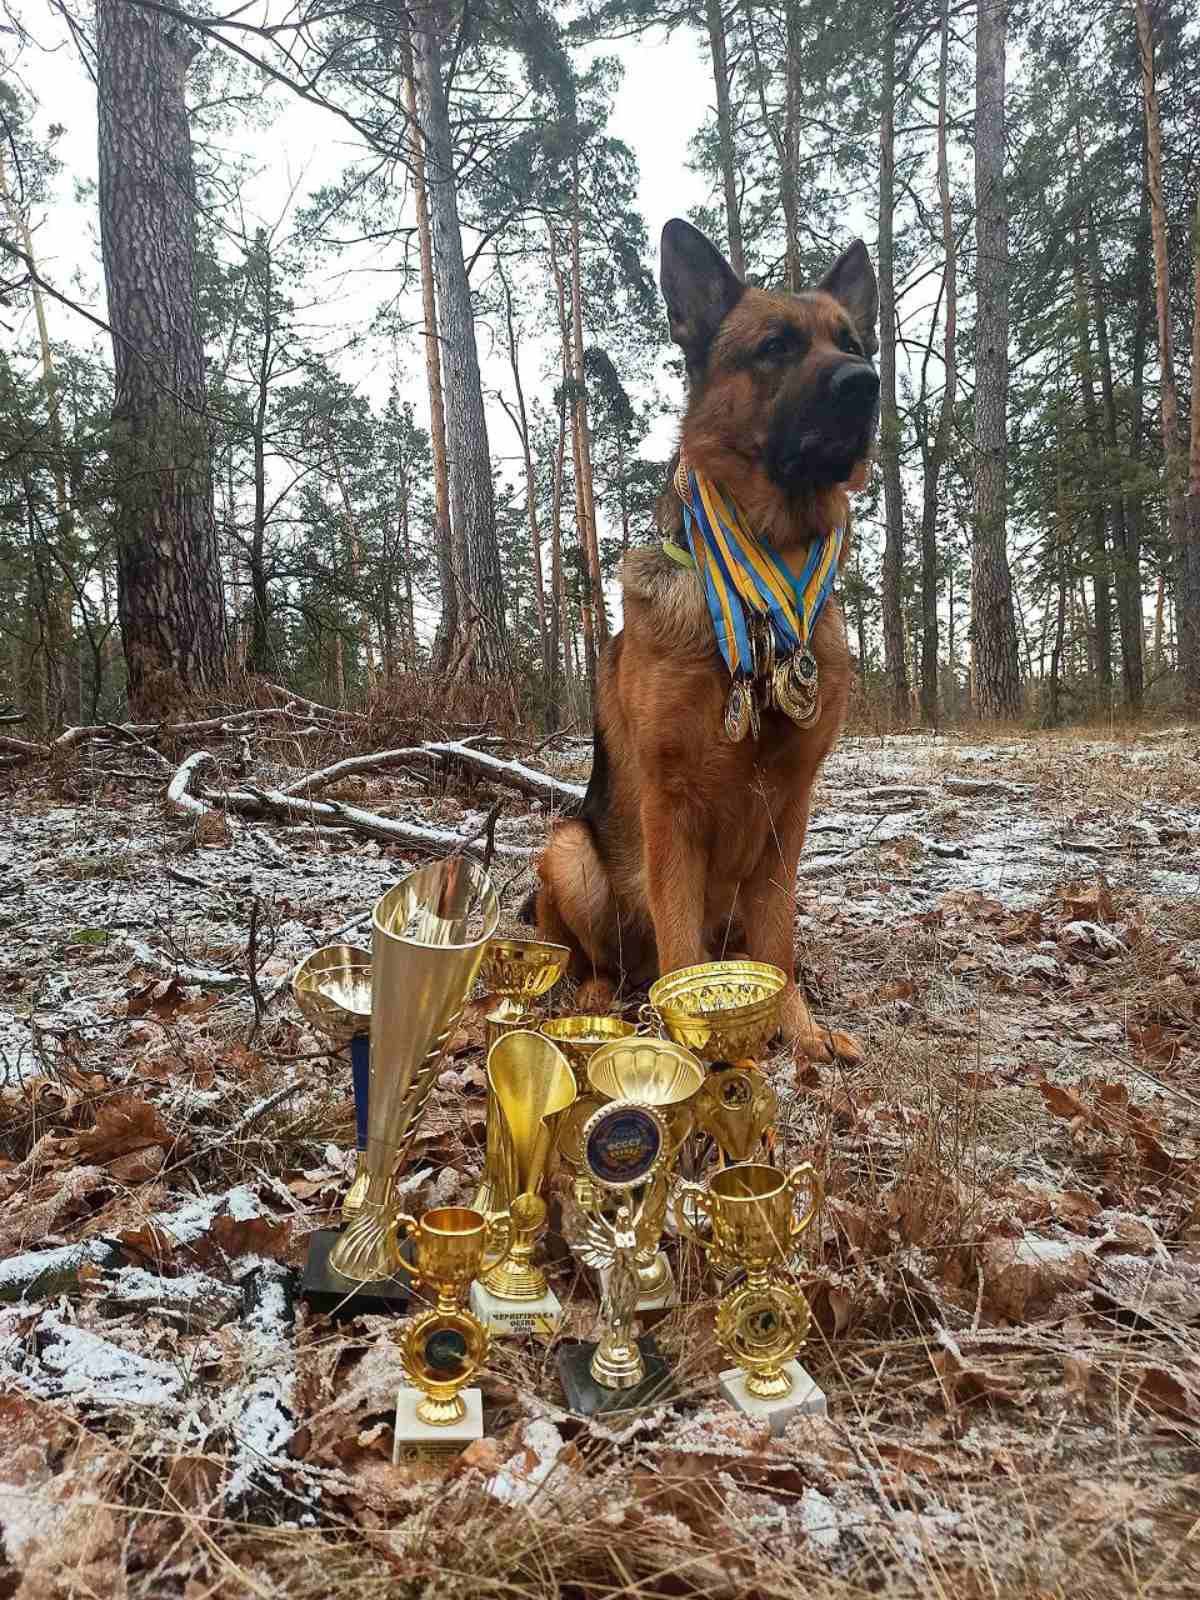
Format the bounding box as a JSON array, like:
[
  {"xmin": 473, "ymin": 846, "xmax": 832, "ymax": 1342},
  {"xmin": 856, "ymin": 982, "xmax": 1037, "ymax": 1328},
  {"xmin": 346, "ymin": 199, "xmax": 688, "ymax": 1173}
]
[
  {"xmin": 498, "ymin": 264, "xmax": 550, "ymax": 681},
  {"xmin": 878, "ymin": 5, "xmax": 909, "ymax": 724},
  {"xmin": 403, "ymin": 35, "xmax": 458, "ymax": 673},
  {"xmin": 249, "ymin": 265, "xmax": 273, "ymax": 675},
  {"xmin": 970, "ymin": 0, "xmax": 1022, "ymax": 718},
  {"xmin": 96, "ymin": 1, "xmax": 226, "ymax": 717},
  {"xmin": 1135, "ymin": 0, "xmax": 1198, "ymax": 696},
  {"xmin": 1071, "ymin": 231, "xmax": 1112, "ymax": 692},
  {"xmin": 549, "ymin": 388, "xmax": 567, "ymax": 728},
  {"xmin": 1187, "ymin": 189, "xmax": 1200, "ymax": 621},
  {"xmin": 570, "ymin": 164, "xmax": 607, "ymax": 643},
  {"xmin": 1084, "ymin": 196, "xmax": 1144, "ymax": 709},
  {"xmin": 0, "ymin": 148, "xmax": 73, "ymax": 726},
  {"xmin": 414, "ymin": 1, "xmax": 508, "ymax": 678},
  {"xmin": 704, "ymin": 0, "xmax": 745, "ymax": 278},
  {"xmin": 550, "ymin": 226, "xmax": 596, "ymax": 688},
  {"xmin": 918, "ymin": 0, "xmax": 956, "ymax": 728}
]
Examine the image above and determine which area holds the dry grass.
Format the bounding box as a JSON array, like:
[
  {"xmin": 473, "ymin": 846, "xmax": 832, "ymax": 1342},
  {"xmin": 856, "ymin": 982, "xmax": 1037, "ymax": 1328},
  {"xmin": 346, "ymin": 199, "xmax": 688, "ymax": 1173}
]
[{"xmin": 3, "ymin": 726, "xmax": 1200, "ymax": 1598}]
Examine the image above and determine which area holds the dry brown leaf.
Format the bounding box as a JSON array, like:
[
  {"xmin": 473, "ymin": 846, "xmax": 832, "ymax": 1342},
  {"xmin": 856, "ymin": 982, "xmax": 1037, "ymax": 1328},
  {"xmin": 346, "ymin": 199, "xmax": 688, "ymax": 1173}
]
[
  {"xmin": 979, "ymin": 1234, "xmax": 1091, "ymax": 1321},
  {"xmin": 1060, "ymin": 877, "xmax": 1116, "ymax": 924},
  {"xmin": 125, "ymin": 976, "xmax": 218, "ymax": 1022},
  {"xmin": 932, "ymin": 1339, "xmax": 1029, "ymax": 1411}
]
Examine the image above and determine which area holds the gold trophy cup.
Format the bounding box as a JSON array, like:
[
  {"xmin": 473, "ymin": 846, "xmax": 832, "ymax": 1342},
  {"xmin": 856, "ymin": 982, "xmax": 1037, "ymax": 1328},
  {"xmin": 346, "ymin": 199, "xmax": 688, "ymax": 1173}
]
[
  {"xmin": 479, "ymin": 937, "xmax": 570, "ymax": 1048},
  {"xmin": 648, "ymin": 961, "xmax": 786, "ymax": 1165},
  {"xmin": 539, "ymin": 1014, "xmax": 640, "ymax": 1086},
  {"xmin": 329, "ymin": 860, "xmax": 499, "ymax": 1284},
  {"xmin": 292, "ymin": 943, "xmax": 372, "ymax": 1221},
  {"xmin": 675, "ymin": 1161, "xmax": 823, "ymax": 1403},
  {"xmin": 586, "ymin": 1038, "xmax": 704, "ymax": 1300},
  {"xmin": 477, "ymin": 1030, "xmax": 577, "ymax": 1305},
  {"xmin": 393, "ymin": 1207, "xmax": 502, "ymax": 1431}
]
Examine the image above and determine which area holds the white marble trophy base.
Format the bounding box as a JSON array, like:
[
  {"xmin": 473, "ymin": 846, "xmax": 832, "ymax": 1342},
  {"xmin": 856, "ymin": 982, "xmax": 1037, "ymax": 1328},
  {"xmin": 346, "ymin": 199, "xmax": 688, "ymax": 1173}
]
[
  {"xmin": 719, "ymin": 1361, "xmax": 827, "ymax": 1436},
  {"xmin": 469, "ymin": 1282, "xmax": 562, "ymax": 1337},
  {"xmin": 392, "ymin": 1387, "xmax": 483, "ymax": 1465},
  {"xmin": 600, "ymin": 1253, "xmax": 678, "ymax": 1312}
]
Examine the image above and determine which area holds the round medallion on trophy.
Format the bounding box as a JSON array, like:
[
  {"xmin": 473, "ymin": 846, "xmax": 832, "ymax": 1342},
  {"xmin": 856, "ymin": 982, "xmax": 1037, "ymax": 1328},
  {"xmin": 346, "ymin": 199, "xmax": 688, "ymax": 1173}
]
[{"xmin": 582, "ymin": 1102, "xmax": 666, "ymax": 1191}]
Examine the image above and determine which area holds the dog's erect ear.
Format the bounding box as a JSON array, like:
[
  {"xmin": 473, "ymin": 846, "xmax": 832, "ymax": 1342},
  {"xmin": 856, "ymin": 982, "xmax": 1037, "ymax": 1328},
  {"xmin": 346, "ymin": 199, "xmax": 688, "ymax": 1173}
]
[
  {"xmin": 660, "ymin": 219, "xmax": 744, "ymax": 369},
  {"xmin": 818, "ymin": 240, "xmax": 879, "ymax": 357}
]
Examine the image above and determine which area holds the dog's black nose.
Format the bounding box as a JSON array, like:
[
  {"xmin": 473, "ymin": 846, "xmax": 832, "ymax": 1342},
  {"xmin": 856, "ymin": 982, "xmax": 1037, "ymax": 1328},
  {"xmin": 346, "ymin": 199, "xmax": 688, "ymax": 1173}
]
[{"xmin": 829, "ymin": 361, "xmax": 880, "ymax": 414}]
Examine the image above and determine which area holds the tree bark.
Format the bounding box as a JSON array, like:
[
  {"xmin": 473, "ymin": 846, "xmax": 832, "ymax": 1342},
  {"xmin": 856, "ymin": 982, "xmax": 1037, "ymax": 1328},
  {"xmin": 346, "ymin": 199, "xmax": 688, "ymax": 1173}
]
[
  {"xmin": 413, "ymin": 0, "xmax": 508, "ymax": 678},
  {"xmin": 570, "ymin": 161, "xmax": 607, "ymax": 643},
  {"xmin": 918, "ymin": 0, "xmax": 957, "ymax": 727},
  {"xmin": 550, "ymin": 225, "xmax": 596, "ymax": 688},
  {"xmin": 877, "ymin": 4, "xmax": 909, "ymax": 724},
  {"xmin": 549, "ymin": 381, "xmax": 568, "ymax": 726},
  {"xmin": 1134, "ymin": 0, "xmax": 1198, "ymax": 695},
  {"xmin": 402, "ymin": 33, "xmax": 458, "ymax": 673},
  {"xmin": 1083, "ymin": 193, "xmax": 1143, "ymax": 709},
  {"xmin": 1071, "ymin": 230, "xmax": 1112, "ymax": 692},
  {"xmin": 704, "ymin": 0, "xmax": 745, "ymax": 279},
  {"xmin": 497, "ymin": 261, "xmax": 550, "ymax": 681},
  {"xmin": 970, "ymin": 0, "xmax": 1022, "ymax": 718},
  {"xmin": 96, "ymin": 1, "xmax": 227, "ymax": 716},
  {"xmin": 1187, "ymin": 188, "xmax": 1200, "ymax": 630}
]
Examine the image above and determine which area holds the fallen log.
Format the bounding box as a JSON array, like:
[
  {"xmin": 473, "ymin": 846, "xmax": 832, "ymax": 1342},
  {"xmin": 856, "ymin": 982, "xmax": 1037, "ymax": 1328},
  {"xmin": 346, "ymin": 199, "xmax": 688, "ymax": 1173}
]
[
  {"xmin": 204, "ymin": 782, "xmax": 533, "ymax": 858},
  {"xmin": 425, "ymin": 738, "xmax": 585, "ymax": 808},
  {"xmin": 165, "ymin": 749, "xmax": 219, "ymax": 817}
]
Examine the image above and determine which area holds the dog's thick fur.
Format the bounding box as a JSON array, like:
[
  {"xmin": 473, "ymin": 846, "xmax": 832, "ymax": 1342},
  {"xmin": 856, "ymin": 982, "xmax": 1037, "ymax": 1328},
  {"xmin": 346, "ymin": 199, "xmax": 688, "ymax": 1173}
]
[{"xmin": 533, "ymin": 220, "xmax": 880, "ymax": 1063}]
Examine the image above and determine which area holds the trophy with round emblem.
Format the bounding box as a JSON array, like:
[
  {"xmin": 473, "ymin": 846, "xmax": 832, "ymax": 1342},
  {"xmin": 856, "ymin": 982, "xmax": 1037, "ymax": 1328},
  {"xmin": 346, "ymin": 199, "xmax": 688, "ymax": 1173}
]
[
  {"xmin": 392, "ymin": 1205, "xmax": 507, "ymax": 1463},
  {"xmin": 675, "ymin": 1161, "xmax": 826, "ymax": 1433},
  {"xmin": 558, "ymin": 1099, "xmax": 677, "ymax": 1414}
]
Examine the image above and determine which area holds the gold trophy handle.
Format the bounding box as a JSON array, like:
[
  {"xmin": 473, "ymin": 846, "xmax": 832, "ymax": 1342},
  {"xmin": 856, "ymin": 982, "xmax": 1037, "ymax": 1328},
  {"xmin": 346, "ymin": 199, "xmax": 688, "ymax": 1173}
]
[
  {"xmin": 785, "ymin": 1163, "xmax": 824, "ymax": 1240},
  {"xmin": 636, "ymin": 1001, "xmax": 662, "ymax": 1035},
  {"xmin": 673, "ymin": 1181, "xmax": 715, "ymax": 1249},
  {"xmin": 482, "ymin": 1212, "xmax": 512, "ymax": 1272},
  {"xmin": 392, "ymin": 1211, "xmax": 422, "ymax": 1284}
]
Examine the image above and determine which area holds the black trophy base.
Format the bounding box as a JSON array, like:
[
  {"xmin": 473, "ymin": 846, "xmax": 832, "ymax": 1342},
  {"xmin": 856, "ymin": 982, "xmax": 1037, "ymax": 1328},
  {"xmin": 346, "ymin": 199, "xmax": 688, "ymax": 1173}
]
[
  {"xmin": 557, "ymin": 1337, "xmax": 676, "ymax": 1417},
  {"xmin": 300, "ymin": 1228, "xmax": 413, "ymax": 1319}
]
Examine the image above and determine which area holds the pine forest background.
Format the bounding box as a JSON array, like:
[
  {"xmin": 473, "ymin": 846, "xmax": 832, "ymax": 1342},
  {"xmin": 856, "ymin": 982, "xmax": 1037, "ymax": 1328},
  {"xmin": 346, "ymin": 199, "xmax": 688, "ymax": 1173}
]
[{"xmin": 2, "ymin": 0, "xmax": 1200, "ymax": 738}]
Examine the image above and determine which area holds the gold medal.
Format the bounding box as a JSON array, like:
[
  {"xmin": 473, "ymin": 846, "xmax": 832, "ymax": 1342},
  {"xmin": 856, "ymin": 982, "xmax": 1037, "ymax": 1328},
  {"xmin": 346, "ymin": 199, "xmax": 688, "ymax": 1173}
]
[
  {"xmin": 724, "ymin": 680, "xmax": 751, "ymax": 742},
  {"xmin": 773, "ymin": 648, "xmax": 820, "ymax": 727},
  {"xmin": 751, "ymin": 617, "xmax": 775, "ymax": 682}
]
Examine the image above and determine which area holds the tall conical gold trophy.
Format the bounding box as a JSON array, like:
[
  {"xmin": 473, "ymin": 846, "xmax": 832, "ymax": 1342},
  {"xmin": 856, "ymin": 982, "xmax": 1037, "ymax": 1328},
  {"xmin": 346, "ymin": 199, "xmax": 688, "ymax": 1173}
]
[{"xmin": 328, "ymin": 859, "xmax": 499, "ymax": 1284}]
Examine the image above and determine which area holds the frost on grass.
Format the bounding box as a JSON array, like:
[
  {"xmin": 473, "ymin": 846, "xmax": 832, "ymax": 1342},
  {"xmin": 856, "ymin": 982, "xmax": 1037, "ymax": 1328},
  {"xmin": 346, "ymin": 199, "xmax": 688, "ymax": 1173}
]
[{"xmin": 3, "ymin": 728, "xmax": 1200, "ymax": 1595}]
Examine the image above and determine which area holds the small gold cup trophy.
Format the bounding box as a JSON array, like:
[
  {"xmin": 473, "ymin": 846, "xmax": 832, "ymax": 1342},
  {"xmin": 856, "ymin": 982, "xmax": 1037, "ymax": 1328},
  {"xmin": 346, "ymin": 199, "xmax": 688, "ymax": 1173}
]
[
  {"xmin": 469, "ymin": 1030, "xmax": 576, "ymax": 1336},
  {"xmin": 584, "ymin": 1038, "xmax": 704, "ymax": 1308},
  {"xmin": 391, "ymin": 1205, "xmax": 508, "ymax": 1463},
  {"xmin": 292, "ymin": 944, "xmax": 389, "ymax": 1314},
  {"xmin": 558, "ymin": 1097, "xmax": 677, "ymax": 1413},
  {"xmin": 676, "ymin": 1161, "xmax": 826, "ymax": 1433},
  {"xmin": 478, "ymin": 937, "xmax": 570, "ymax": 1048},
  {"xmin": 328, "ymin": 860, "xmax": 499, "ymax": 1289},
  {"xmin": 649, "ymin": 961, "xmax": 786, "ymax": 1165}
]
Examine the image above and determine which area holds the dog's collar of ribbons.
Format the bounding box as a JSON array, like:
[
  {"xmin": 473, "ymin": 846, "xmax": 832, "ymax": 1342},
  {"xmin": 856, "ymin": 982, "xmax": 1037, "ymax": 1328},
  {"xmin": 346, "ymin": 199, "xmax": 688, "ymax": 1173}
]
[{"xmin": 672, "ymin": 455, "xmax": 844, "ymax": 684}]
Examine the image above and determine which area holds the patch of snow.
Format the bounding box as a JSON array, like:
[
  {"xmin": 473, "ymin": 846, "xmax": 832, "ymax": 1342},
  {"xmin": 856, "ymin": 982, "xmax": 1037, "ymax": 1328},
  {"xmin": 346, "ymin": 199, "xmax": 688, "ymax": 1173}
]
[
  {"xmin": 797, "ymin": 1486, "xmax": 842, "ymax": 1549},
  {"xmin": 19, "ymin": 1309, "xmax": 182, "ymax": 1407},
  {"xmin": 488, "ymin": 1418, "xmax": 567, "ymax": 1505}
]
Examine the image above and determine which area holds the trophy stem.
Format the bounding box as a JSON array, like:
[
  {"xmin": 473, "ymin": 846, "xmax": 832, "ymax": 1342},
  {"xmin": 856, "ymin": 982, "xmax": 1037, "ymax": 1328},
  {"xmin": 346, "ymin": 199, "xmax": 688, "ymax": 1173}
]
[
  {"xmin": 329, "ymin": 1167, "xmax": 401, "ymax": 1281},
  {"xmin": 590, "ymin": 1250, "xmax": 645, "ymax": 1389},
  {"xmin": 342, "ymin": 1150, "xmax": 371, "ymax": 1224},
  {"xmin": 744, "ymin": 1366, "xmax": 795, "ymax": 1400},
  {"xmin": 480, "ymin": 1220, "xmax": 546, "ymax": 1300},
  {"xmin": 415, "ymin": 1391, "xmax": 468, "ymax": 1427}
]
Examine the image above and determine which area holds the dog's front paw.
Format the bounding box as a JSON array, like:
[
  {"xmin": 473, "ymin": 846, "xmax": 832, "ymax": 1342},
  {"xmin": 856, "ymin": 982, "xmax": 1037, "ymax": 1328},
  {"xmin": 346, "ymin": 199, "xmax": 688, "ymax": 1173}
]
[{"xmin": 778, "ymin": 987, "xmax": 862, "ymax": 1065}]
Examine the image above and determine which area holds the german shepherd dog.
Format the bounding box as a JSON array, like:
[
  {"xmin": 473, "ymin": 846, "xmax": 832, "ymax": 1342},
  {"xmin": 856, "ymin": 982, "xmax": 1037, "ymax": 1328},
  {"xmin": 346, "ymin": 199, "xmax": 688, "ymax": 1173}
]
[{"xmin": 533, "ymin": 219, "xmax": 879, "ymax": 1064}]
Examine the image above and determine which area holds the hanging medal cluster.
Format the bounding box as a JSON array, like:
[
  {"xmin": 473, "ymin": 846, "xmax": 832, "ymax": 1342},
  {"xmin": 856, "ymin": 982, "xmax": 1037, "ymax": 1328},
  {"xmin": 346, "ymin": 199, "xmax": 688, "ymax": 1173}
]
[
  {"xmin": 721, "ymin": 619, "xmax": 821, "ymax": 744},
  {"xmin": 672, "ymin": 457, "xmax": 825, "ymax": 746}
]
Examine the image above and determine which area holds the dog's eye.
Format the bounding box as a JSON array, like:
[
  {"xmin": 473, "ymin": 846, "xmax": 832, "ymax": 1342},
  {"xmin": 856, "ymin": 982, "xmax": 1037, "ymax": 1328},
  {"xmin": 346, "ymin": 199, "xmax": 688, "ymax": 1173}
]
[
  {"xmin": 756, "ymin": 335, "xmax": 790, "ymax": 361},
  {"xmin": 836, "ymin": 325, "xmax": 862, "ymax": 355}
]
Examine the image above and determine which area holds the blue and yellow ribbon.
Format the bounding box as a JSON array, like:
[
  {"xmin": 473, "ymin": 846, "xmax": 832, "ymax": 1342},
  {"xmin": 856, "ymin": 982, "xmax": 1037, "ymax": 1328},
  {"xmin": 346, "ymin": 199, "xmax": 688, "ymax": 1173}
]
[{"xmin": 674, "ymin": 465, "xmax": 844, "ymax": 680}]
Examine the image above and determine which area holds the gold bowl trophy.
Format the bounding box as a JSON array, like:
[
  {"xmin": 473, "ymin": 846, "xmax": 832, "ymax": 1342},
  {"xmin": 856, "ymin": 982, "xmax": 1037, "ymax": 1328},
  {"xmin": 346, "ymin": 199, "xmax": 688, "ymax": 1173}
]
[
  {"xmin": 649, "ymin": 961, "xmax": 786, "ymax": 1166},
  {"xmin": 585, "ymin": 1038, "xmax": 704, "ymax": 1306},
  {"xmin": 479, "ymin": 937, "xmax": 570, "ymax": 1047},
  {"xmin": 676, "ymin": 1161, "xmax": 826, "ymax": 1433},
  {"xmin": 391, "ymin": 1206, "xmax": 507, "ymax": 1463},
  {"xmin": 470, "ymin": 1030, "xmax": 576, "ymax": 1335},
  {"xmin": 539, "ymin": 1015, "xmax": 640, "ymax": 1085},
  {"xmin": 328, "ymin": 860, "xmax": 499, "ymax": 1288},
  {"xmin": 558, "ymin": 1099, "xmax": 676, "ymax": 1414}
]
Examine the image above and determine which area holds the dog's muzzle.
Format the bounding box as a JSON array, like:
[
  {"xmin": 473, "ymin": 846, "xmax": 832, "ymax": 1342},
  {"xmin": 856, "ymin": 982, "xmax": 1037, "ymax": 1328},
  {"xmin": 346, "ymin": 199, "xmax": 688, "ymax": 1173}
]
[{"xmin": 767, "ymin": 358, "xmax": 881, "ymax": 489}]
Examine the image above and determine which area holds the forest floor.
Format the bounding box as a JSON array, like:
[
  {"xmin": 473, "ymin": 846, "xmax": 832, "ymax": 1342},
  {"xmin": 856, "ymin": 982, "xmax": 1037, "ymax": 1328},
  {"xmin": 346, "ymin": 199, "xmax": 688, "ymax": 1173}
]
[{"xmin": 3, "ymin": 720, "xmax": 1200, "ymax": 1598}]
